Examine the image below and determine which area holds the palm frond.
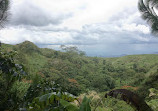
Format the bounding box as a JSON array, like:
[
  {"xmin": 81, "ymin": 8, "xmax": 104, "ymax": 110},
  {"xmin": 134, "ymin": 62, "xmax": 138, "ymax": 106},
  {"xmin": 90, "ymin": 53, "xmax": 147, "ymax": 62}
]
[
  {"xmin": 138, "ymin": 0, "xmax": 158, "ymax": 35},
  {"xmin": 0, "ymin": 0, "xmax": 10, "ymax": 29}
]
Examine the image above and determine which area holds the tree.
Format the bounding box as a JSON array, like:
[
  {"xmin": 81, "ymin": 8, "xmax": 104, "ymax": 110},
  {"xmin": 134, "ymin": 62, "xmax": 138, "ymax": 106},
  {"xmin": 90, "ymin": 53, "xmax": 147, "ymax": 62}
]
[
  {"xmin": 60, "ymin": 45, "xmax": 85, "ymax": 56},
  {"xmin": 105, "ymin": 89, "xmax": 153, "ymax": 111},
  {"xmin": 138, "ymin": 0, "xmax": 158, "ymax": 35},
  {"xmin": 0, "ymin": 0, "xmax": 9, "ymax": 28},
  {"xmin": 0, "ymin": 49, "xmax": 26, "ymax": 110}
]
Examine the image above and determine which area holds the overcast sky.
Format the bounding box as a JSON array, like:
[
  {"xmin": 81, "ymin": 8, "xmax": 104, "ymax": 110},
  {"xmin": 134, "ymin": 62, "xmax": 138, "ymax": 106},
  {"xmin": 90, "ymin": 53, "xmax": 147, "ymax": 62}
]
[{"xmin": 0, "ymin": 0, "xmax": 158, "ymax": 57}]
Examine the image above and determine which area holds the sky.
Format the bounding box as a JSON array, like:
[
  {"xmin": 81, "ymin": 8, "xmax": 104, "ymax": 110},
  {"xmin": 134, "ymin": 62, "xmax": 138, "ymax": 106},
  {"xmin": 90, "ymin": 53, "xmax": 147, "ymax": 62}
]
[{"xmin": 0, "ymin": 0, "xmax": 158, "ymax": 57}]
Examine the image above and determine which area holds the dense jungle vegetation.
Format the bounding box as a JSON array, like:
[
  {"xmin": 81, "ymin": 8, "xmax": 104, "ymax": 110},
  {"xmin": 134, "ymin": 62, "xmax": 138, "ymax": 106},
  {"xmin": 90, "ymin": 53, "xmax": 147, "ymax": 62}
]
[
  {"xmin": 0, "ymin": 41, "xmax": 158, "ymax": 111},
  {"xmin": 0, "ymin": 0, "xmax": 158, "ymax": 110}
]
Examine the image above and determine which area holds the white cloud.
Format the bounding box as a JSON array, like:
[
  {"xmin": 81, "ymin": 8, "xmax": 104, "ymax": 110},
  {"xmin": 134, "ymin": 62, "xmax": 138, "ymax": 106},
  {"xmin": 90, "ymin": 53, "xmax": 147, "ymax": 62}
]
[
  {"xmin": 121, "ymin": 23, "xmax": 150, "ymax": 34},
  {"xmin": 61, "ymin": 0, "xmax": 138, "ymax": 30},
  {"xmin": 10, "ymin": 0, "xmax": 138, "ymax": 29},
  {"xmin": 0, "ymin": 0, "xmax": 157, "ymax": 56},
  {"xmin": 0, "ymin": 26, "xmax": 74, "ymax": 44},
  {"xmin": 10, "ymin": 0, "xmax": 72, "ymax": 26}
]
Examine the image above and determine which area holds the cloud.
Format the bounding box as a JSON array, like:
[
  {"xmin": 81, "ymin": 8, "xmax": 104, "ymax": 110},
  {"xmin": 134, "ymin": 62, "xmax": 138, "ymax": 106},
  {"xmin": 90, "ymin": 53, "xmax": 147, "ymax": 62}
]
[
  {"xmin": 0, "ymin": 0, "xmax": 158, "ymax": 56},
  {"xmin": 0, "ymin": 19, "xmax": 155, "ymax": 46},
  {"xmin": 9, "ymin": 0, "xmax": 139, "ymax": 28},
  {"xmin": 121, "ymin": 24, "xmax": 150, "ymax": 34},
  {"xmin": 9, "ymin": 0, "xmax": 72, "ymax": 26}
]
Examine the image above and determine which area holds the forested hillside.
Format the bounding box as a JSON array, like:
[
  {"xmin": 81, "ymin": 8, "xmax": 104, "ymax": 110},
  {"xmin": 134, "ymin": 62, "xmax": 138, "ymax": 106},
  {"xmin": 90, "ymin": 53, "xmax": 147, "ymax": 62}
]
[{"xmin": 1, "ymin": 41, "xmax": 158, "ymax": 110}]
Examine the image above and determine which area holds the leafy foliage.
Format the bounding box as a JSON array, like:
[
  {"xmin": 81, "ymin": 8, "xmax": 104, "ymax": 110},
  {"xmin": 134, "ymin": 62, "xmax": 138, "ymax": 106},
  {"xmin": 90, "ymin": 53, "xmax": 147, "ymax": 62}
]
[
  {"xmin": 0, "ymin": 47, "xmax": 26, "ymax": 110},
  {"xmin": 28, "ymin": 94, "xmax": 92, "ymax": 111},
  {"xmin": 1, "ymin": 41, "xmax": 158, "ymax": 111},
  {"xmin": 105, "ymin": 89, "xmax": 153, "ymax": 111},
  {"xmin": 79, "ymin": 96, "xmax": 91, "ymax": 111},
  {"xmin": 28, "ymin": 92, "xmax": 77, "ymax": 111}
]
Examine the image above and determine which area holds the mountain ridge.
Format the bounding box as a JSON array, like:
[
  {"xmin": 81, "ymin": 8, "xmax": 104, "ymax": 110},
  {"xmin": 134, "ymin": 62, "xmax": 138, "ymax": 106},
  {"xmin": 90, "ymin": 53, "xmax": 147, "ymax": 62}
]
[{"xmin": 1, "ymin": 41, "xmax": 158, "ymax": 97}]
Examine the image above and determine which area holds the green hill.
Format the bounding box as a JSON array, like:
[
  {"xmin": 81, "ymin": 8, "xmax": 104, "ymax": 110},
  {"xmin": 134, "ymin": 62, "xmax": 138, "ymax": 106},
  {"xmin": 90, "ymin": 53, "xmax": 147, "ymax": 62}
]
[{"xmin": 1, "ymin": 41, "xmax": 158, "ymax": 97}]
